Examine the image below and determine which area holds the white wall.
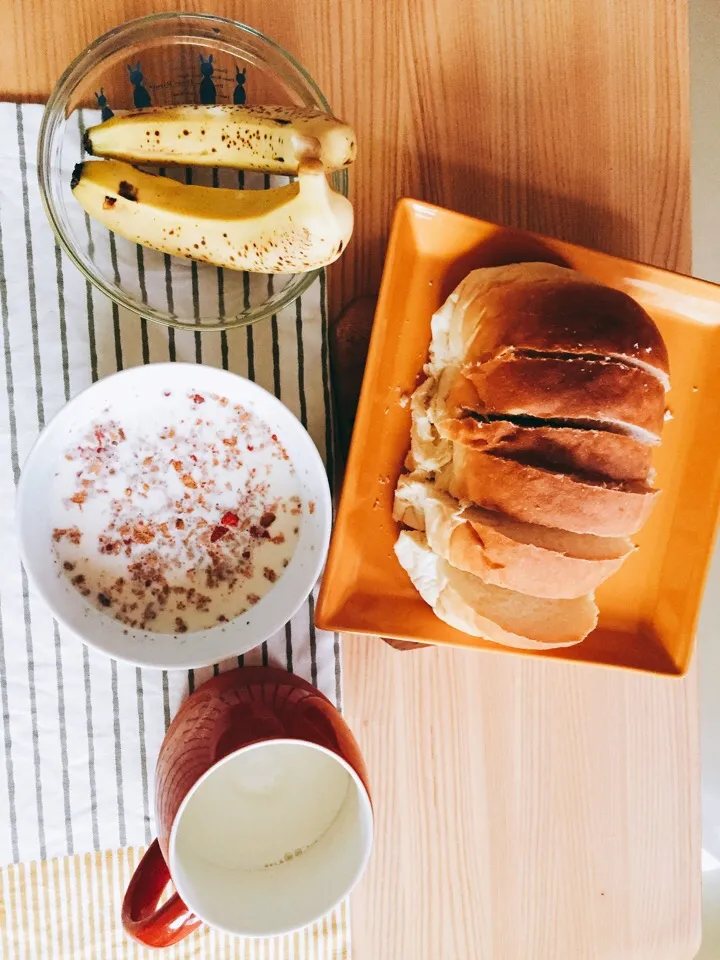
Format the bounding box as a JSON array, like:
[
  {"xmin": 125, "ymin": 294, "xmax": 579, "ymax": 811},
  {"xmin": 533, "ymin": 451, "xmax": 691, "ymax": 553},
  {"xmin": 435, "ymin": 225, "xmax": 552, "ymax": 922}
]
[
  {"xmin": 691, "ymin": 0, "xmax": 720, "ymax": 284},
  {"xmin": 690, "ymin": 3, "xmax": 720, "ymax": 953}
]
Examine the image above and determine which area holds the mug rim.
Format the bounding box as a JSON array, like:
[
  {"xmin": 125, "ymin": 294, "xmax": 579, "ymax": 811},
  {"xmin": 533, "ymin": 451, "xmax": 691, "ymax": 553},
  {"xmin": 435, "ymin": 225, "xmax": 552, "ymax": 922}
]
[{"xmin": 167, "ymin": 736, "xmax": 374, "ymax": 938}]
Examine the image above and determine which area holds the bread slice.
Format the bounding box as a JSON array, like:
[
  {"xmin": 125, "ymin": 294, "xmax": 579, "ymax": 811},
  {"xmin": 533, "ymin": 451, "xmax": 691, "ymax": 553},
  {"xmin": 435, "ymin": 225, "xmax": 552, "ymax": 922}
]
[
  {"xmin": 393, "ymin": 476, "xmax": 633, "ymax": 598},
  {"xmin": 463, "ymin": 354, "xmax": 665, "ymax": 440},
  {"xmin": 437, "ymin": 417, "xmax": 653, "ymax": 482},
  {"xmin": 407, "ymin": 369, "xmax": 655, "ymax": 481},
  {"xmin": 405, "ymin": 375, "xmax": 453, "ymax": 473},
  {"xmin": 429, "ymin": 262, "xmax": 669, "ymax": 387},
  {"xmin": 429, "ymin": 262, "xmax": 588, "ymax": 372},
  {"xmin": 394, "ymin": 530, "xmax": 598, "ymax": 649},
  {"xmin": 440, "ymin": 445, "xmax": 658, "ymax": 536}
]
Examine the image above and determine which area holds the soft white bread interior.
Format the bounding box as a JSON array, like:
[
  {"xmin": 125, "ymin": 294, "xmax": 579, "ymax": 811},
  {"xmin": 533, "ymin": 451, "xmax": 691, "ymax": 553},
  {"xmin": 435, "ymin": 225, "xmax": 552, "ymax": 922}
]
[
  {"xmin": 393, "ymin": 475, "xmax": 633, "ymax": 598},
  {"xmin": 394, "ymin": 530, "xmax": 598, "ymax": 649},
  {"xmin": 405, "ymin": 375, "xmax": 452, "ymax": 473}
]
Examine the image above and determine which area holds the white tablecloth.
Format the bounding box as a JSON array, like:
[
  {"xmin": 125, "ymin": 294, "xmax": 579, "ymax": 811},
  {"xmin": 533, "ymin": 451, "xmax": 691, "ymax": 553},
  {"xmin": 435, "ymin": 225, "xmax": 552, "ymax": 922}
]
[{"xmin": 0, "ymin": 101, "xmax": 341, "ymax": 868}]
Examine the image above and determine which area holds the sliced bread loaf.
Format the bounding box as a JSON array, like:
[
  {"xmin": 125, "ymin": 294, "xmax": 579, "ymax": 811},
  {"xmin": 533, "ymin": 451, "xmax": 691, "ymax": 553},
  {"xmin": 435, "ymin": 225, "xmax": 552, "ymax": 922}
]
[
  {"xmin": 393, "ymin": 475, "xmax": 633, "ymax": 598},
  {"xmin": 394, "ymin": 530, "xmax": 598, "ymax": 648}
]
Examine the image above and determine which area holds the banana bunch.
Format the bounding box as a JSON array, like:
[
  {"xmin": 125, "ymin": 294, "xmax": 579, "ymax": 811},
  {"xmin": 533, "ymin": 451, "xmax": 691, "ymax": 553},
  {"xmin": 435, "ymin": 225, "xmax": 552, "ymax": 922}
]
[{"xmin": 72, "ymin": 104, "xmax": 356, "ymax": 274}]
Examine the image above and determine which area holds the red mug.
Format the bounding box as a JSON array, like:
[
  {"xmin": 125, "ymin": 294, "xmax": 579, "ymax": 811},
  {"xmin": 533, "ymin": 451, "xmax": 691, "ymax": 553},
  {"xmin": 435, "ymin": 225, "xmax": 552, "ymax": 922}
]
[{"xmin": 122, "ymin": 667, "xmax": 372, "ymax": 947}]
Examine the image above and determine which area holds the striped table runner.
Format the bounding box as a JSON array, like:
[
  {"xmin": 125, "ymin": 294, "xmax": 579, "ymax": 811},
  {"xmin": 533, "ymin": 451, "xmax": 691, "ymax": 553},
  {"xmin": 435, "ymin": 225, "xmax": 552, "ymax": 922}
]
[
  {"xmin": 0, "ymin": 848, "xmax": 348, "ymax": 959},
  {"xmin": 0, "ymin": 102, "xmax": 348, "ymax": 957}
]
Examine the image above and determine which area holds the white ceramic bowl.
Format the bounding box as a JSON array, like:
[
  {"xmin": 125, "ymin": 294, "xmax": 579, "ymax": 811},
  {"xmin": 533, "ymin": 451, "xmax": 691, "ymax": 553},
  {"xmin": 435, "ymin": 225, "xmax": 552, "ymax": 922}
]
[{"xmin": 16, "ymin": 363, "xmax": 331, "ymax": 669}]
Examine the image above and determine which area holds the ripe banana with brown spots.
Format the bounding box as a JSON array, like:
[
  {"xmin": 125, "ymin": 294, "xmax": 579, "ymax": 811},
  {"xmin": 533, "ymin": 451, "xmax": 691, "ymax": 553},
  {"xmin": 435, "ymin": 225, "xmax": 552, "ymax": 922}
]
[
  {"xmin": 83, "ymin": 104, "xmax": 357, "ymax": 175},
  {"xmin": 71, "ymin": 158, "xmax": 353, "ymax": 273}
]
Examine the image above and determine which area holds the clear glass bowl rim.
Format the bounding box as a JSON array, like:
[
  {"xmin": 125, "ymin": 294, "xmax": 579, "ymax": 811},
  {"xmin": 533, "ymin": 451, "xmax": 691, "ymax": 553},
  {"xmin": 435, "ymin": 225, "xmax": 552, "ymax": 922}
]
[{"xmin": 37, "ymin": 11, "xmax": 347, "ymax": 332}]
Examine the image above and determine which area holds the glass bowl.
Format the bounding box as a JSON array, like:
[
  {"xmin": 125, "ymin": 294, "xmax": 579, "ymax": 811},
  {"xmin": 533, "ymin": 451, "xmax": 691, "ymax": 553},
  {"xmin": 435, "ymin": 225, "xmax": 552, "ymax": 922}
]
[{"xmin": 38, "ymin": 13, "xmax": 348, "ymax": 332}]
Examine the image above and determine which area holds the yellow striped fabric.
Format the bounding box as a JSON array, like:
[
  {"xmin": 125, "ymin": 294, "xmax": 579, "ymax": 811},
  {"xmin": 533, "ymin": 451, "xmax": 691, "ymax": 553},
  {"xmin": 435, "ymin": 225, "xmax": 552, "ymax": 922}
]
[{"xmin": 0, "ymin": 847, "xmax": 349, "ymax": 959}]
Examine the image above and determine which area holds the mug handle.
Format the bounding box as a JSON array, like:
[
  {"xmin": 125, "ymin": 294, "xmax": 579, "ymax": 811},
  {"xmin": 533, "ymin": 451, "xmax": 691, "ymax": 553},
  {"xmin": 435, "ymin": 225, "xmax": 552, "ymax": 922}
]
[{"xmin": 121, "ymin": 839, "xmax": 203, "ymax": 947}]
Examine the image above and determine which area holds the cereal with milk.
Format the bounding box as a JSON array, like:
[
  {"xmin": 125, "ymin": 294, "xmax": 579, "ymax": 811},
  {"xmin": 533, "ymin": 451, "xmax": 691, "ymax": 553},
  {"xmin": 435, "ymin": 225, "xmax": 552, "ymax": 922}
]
[{"xmin": 51, "ymin": 390, "xmax": 304, "ymax": 634}]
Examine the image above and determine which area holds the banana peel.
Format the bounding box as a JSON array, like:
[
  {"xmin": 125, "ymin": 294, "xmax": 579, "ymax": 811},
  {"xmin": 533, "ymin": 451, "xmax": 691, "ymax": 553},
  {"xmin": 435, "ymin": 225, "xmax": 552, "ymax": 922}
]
[
  {"xmin": 70, "ymin": 158, "xmax": 353, "ymax": 274},
  {"xmin": 84, "ymin": 104, "xmax": 357, "ymax": 175}
]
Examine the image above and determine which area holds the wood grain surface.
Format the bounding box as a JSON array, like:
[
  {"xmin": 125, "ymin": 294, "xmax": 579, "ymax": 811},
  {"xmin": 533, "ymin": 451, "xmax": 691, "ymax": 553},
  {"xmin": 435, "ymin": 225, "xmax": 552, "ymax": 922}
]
[{"xmin": 0, "ymin": 1, "xmax": 699, "ymax": 958}]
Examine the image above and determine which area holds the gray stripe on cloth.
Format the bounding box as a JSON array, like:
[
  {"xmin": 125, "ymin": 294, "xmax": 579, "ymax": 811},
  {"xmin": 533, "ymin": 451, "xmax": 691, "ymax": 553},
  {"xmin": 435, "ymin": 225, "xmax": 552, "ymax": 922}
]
[
  {"xmin": 236, "ymin": 174, "xmax": 253, "ymax": 671},
  {"xmin": 185, "ymin": 166, "xmax": 202, "ymax": 365},
  {"xmin": 158, "ymin": 169, "xmax": 175, "ymax": 727},
  {"xmin": 160, "ymin": 167, "xmax": 177, "ymax": 363},
  {"xmin": 52, "ymin": 240, "xmax": 74, "ymax": 853},
  {"xmin": 185, "ymin": 165, "xmax": 201, "ymax": 693},
  {"xmin": 108, "ymin": 231, "xmax": 123, "ymax": 369},
  {"xmin": 239, "ymin": 172, "xmax": 255, "ymax": 382},
  {"xmin": 141, "ymin": 319, "xmax": 150, "ymax": 365},
  {"xmin": 17, "ymin": 105, "xmax": 43, "ymax": 432},
  {"xmin": 136, "ymin": 245, "xmax": 150, "ymax": 363},
  {"xmin": 211, "ymin": 169, "xmax": 228, "ymax": 681},
  {"xmin": 76, "ymin": 111, "xmax": 102, "ymax": 852},
  {"xmin": 106, "ymin": 277, "xmax": 128, "ymax": 850},
  {"xmin": 295, "ymin": 296, "xmax": 307, "ymax": 429},
  {"xmin": 319, "ymin": 269, "xmax": 335, "ymax": 483},
  {"xmin": 135, "ymin": 668, "xmax": 151, "ymax": 844},
  {"xmin": 129, "ymin": 231, "xmax": 153, "ymax": 838},
  {"xmin": 0, "ymin": 186, "xmax": 22, "ymax": 862},
  {"xmin": 16, "ymin": 102, "xmax": 47, "ymax": 860},
  {"xmin": 268, "ymin": 262, "xmax": 283, "ymax": 669},
  {"xmin": 334, "ymin": 631, "xmax": 342, "ymax": 710},
  {"xmin": 162, "ymin": 673, "xmax": 171, "ymax": 731},
  {"xmin": 77, "ymin": 111, "xmax": 98, "ymax": 382},
  {"xmin": 267, "ymin": 245, "xmax": 281, "ymax": 399},
  {"xmin": 0, "ymin": 606, "xmax": 18, "ymax": 861},
  {"xmin": 54, "ymin": 243, "xmax": 71, "ymax": 401},
  {"xmin": 112, "ymin": 308, "xmax": 123, "ymax": 370},
  {"xmin": 137, "ymin": 244, "xmax": 148, "ymax": 304},
  {"xmin": 110, "ymin": 661, "xmax": 127, "ymax": 847},
  {"xmin": 212, "ymin": 167, "xmax": 227, "ymax": 334},
  {"xmin": 285, "ymin": 621, "xmax": 293, "ymax": 673},
  {"xmin": 319, "ymin": 271, "xmax": 342, "ymax": 706},
  {"xmin": 53, "ymin": 626, "xmax": 73, "ymax": 853},
  {"xmin": 245, "ymin": 283, "xmax": 255, "ymax": 379},
  {"xmin": 308, "ymin": 592, "xmax": 318, "ymax": 687},
  {"xmin": 82, "ymin": 646, "xmax": 100, "ymax": 850}
]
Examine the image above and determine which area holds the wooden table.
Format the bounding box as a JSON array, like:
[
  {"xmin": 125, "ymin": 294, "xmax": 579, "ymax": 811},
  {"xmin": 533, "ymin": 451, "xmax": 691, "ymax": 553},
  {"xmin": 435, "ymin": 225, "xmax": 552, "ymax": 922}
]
[{"xmin": 0, "ymin": 2, "xmax": 700, "ymax": 957}]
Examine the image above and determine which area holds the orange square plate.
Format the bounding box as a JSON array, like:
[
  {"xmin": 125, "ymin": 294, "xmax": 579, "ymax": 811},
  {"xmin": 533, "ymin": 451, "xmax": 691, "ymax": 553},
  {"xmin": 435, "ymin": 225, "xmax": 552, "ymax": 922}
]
[{"xmin": 316, "ymin": 200, "xmax": 720, "ymax": 674}]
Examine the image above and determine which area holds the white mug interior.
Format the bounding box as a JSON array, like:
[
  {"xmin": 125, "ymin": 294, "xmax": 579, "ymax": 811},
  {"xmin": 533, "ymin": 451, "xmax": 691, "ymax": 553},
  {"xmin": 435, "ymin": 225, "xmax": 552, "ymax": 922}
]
[{"xmin": 169, "ymin": 739, "xmax": 373, "ymax": 937}]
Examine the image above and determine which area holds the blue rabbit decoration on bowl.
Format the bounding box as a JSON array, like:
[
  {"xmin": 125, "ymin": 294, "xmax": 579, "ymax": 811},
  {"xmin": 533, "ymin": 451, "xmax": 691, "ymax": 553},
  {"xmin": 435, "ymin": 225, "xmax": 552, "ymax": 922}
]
[
  {"xmin": 233, "ymin": 67, "xmax": 247, "ymax": 105},
  {"xmin": 199, "ymin": 54, "xmax": 217, "ymax": 105},
  {"xmin": 127, "ymin": 62, "xmax": 151, "ymax": 108},
  {"xmin": 94, "ymin": 88, "xmax": 114, "ymax": 122}
]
